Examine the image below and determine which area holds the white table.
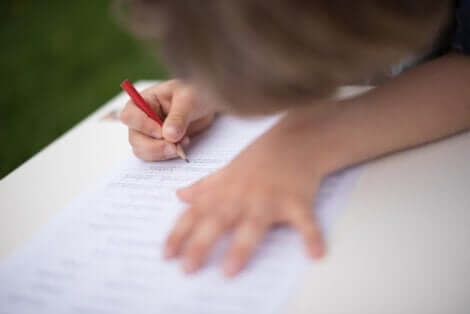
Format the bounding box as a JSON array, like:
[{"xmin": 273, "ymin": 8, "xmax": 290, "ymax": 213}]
[{"xmin": 1, "ymin": 82, "xmax": 469, "ymax": 313}]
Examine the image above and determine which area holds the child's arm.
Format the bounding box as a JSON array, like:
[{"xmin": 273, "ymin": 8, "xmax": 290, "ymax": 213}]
[
  {"xmin": 165, "ymin": 53, "xmax": 470, "ymax": 276},
  {"xmin": 316, "ymin": 53, "xmax": 470, "ymax": 173}
]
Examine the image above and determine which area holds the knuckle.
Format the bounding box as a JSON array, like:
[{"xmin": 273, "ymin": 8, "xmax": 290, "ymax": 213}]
[
  {"xmin": 223, "ymin": 199, "xmax": 245, "ymax": 220},
  {"xmin": 119, "ymin": 105, "xmax": 132, "ymax": 124},
  {"xmin": 121, "ymin": 107, "xmax": 148, "ymax": 131},
  {"xmin": 246, "ymin": 210, "xmax": 268, "ymax": 229},
  {"xmin": 187, "ymin": 243, "xmax": 205, "ymax": 258},
  {"xmin": 141, "ymin": 118, "xmax": 158, "ymax": 134},
  {"xmin": 236, "ymin": 226, "xmax": 258, "ymax": 245},
  {"xmin": 167, "ymin": 79, "xmax": 182, "ymax": 88},
  {"xmin": 178, "ymin": 87, "xmax": 195, "ymax": 102},
  {"xmin": 213, "ymin": 210, "xmax": 235, "ymax": 228},
  {"xmin": 132, "ymin": 137, "xmax": 165, "ymax": 159},
  {"xmin": 141, "ymin": 84, "xmax": 158, "ymax": 95},
  {"xmin": 171, "ymin": 220, "xmax": 191, "ymax": 238},
  {"xmin": 247, "ymin": 218, "xmax": 264, "ymax": 232},
  {"xmin": 146, "ymin": 141, "xmax": 164, "ymax": 155},
  {"xmin": 132, "ymin": 116, "xmax": 147, "ymax": 132},
  {"xmin": 128, "ymin": 131, "xmax": 144, "ymax": 149},
  {"xmin": 232, "ymin": 240, "xmax": 251, "ymax": 255},
  {"xmin": 182, "ymin": 208, "xmax": 198, "ymax": 224},
  {"xmin": 182, "ymin": 207, "xmax": 203, "ymax": 225},
  {"xmin": 132, "ymin": 146, "xmax": 146, "ymax": 160},
  {"xmin": 168, "ymin": 112, "xmax": 187, "ymax": 125},
  {"xmin": 187, "ymin": 238, "xmax": 207, "ymax": 254},
  {"xmin": 132, "ymin": 146, "xmax": 160, "ymax": 161},
  {"xmin": 147, "ymin": 153, "xmax": 166, "ymax": 161},
  {"xmin": 206, "ymin": 215, "xmax": 226, "ymax": 233},
  {"xmin": 191, "ymin": 235, "xmax": 208, "ymax": 249}
]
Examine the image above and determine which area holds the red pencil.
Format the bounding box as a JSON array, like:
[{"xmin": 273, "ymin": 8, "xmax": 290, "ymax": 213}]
[{"xmin": 120, "ymin": 80, "xmax": 189, "ymax": 162}]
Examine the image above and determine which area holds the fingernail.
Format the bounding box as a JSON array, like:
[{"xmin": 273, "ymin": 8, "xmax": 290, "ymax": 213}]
[
  {"xmin": 223, "ymin": 259, "xmax": 241, "ymax": 277},
  {"xmin": 152, "ymin": 130, "xmax": 162, "ymax": 139},
  {"xmin": 183, "ymin": 259, "xmax": 198, "ymax": 273},
  {"xmin": 164, "ymin": 144, "xmax": 177, "ymax": 158},
  {"xmin": 164, "ymin": 125, "xmax": 180, "ymax": 138},
  {"xmin": 182, "ymin": 137, "xmax": 190, "ymax": 147}
]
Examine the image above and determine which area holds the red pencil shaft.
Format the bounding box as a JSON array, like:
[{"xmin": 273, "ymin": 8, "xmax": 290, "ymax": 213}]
[{"xmin": 120, "ymin": 80, "xmax": 164, "ymax": 126}]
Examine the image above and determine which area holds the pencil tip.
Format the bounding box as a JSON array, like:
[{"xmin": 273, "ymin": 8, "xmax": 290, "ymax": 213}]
[{"xmin": 175, "ymin": 144, "xmax": 189, "ymax": 163}]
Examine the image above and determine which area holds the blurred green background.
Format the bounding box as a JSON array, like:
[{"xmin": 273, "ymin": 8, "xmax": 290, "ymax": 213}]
[{"xmin": 0, "ymin": 0, "xmax": 168, "ymax": 178}]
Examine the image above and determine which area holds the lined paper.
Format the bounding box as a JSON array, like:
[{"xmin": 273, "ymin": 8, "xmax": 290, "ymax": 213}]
[{"xmin": 0, "ymin": 115, "xmax": 362, "ymax": 314}]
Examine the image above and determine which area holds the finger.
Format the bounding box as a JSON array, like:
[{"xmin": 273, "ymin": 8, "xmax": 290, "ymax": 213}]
[
  {"xmin": 164, "ymin": 207, "xmax": 203, "ymax": 259},
  {"xmin": 138, "ymin": 80, "xmax": 181, "ymax": 113},
  {"xmin": 182, "ymin": 213, "xmax": 229, "ymax": 274},
  {"xmin": 120, "ymin": 102, "xmax": 163, "ymax": 139},
  {"xmin": 162, "ymin": 89, "xmax": 194, "ymax": 143},
  {"xmin": 120, "ymin": 80, "xmax": 183, "ymax": 136},
  {"xmin": 141, "ymin": 79, "xmax": 182, "ymax": 113},
  {"xmin": 223, "ymin": 218, "xmax": 269, "ymax": 277},
  {"xmin": 176, "ymin": 174, "xmax": 216, "ymax": 203},
  {"xmin": 286, "ymin": 206, "xmax": 325, "ymax": 259},
  {"xmin": 129, "ymin": 129, "xmax": 178, "ymax": 161}
]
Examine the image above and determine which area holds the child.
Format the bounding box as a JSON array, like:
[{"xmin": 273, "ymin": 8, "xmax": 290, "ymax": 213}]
[{"xmin": 118, "ymin": 1, "xmax": 470, "ymax": 277}]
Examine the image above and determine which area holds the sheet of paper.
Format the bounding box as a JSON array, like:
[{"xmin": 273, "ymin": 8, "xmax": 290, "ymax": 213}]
[{"xmin": 0, "ymin": 115, "xmax": 362, "ymax": 314}]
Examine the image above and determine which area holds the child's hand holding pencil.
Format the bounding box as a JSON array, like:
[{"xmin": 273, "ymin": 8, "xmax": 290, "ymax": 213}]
[{"xmin": 120, "ymin": 80, "xmax": 216, "ymax": 161}]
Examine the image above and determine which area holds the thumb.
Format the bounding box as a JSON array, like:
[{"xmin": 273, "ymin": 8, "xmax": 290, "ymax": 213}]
[{"xmin": 162, "ymin": 92, "xmax": 193, "ymax": 142}]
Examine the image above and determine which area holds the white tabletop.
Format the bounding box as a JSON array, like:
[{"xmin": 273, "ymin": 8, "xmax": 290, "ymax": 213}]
[{"xmin": 1, "ymin": 82, "xmax": 469, "ymax": 313}]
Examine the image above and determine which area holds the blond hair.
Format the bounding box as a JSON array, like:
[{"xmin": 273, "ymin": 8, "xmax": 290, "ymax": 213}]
[{"xmin": 118, "ymin": 1, "xmax": 451, "ymax": 114}]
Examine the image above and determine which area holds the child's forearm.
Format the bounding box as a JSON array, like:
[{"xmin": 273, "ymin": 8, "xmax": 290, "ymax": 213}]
[{"xmin": 290, "ymin": 54, "xmax": 470, "ymax": 175}]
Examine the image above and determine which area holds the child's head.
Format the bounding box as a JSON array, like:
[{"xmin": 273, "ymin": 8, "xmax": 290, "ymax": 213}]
[{"xmin": 122, "ymin": 0, "xmax": 450, "ymax": 115}]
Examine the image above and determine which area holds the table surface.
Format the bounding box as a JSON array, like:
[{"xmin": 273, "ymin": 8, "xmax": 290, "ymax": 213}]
[{"xmin": 1, "ymin": 82, "xmax": 469, "ymax": 314}]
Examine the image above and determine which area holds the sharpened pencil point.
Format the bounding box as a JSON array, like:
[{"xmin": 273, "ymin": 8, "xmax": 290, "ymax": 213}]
[{"xmin": 175, "ymin": 143, "xmax": 189, "ymax": 163}]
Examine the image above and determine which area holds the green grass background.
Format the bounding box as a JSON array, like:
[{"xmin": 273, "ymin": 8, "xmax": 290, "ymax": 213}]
[{"xmin": 0, "ymin": 0, "xmax": 168, "ymax": 178}]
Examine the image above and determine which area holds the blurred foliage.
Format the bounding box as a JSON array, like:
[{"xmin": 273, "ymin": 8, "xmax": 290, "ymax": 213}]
[{"xmin": 0, "ymin": 0, "xmax": 168, "ymax": 178}]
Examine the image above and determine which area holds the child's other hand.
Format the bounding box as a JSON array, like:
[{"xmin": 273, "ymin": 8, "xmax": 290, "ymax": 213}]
[
  {"xmin": 120, "ymin": 80, "xmax": 216, "ymax": 161},
  {"xmin": 164, "ymin": 112, "xmax": 330, "ymax": 277}
]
